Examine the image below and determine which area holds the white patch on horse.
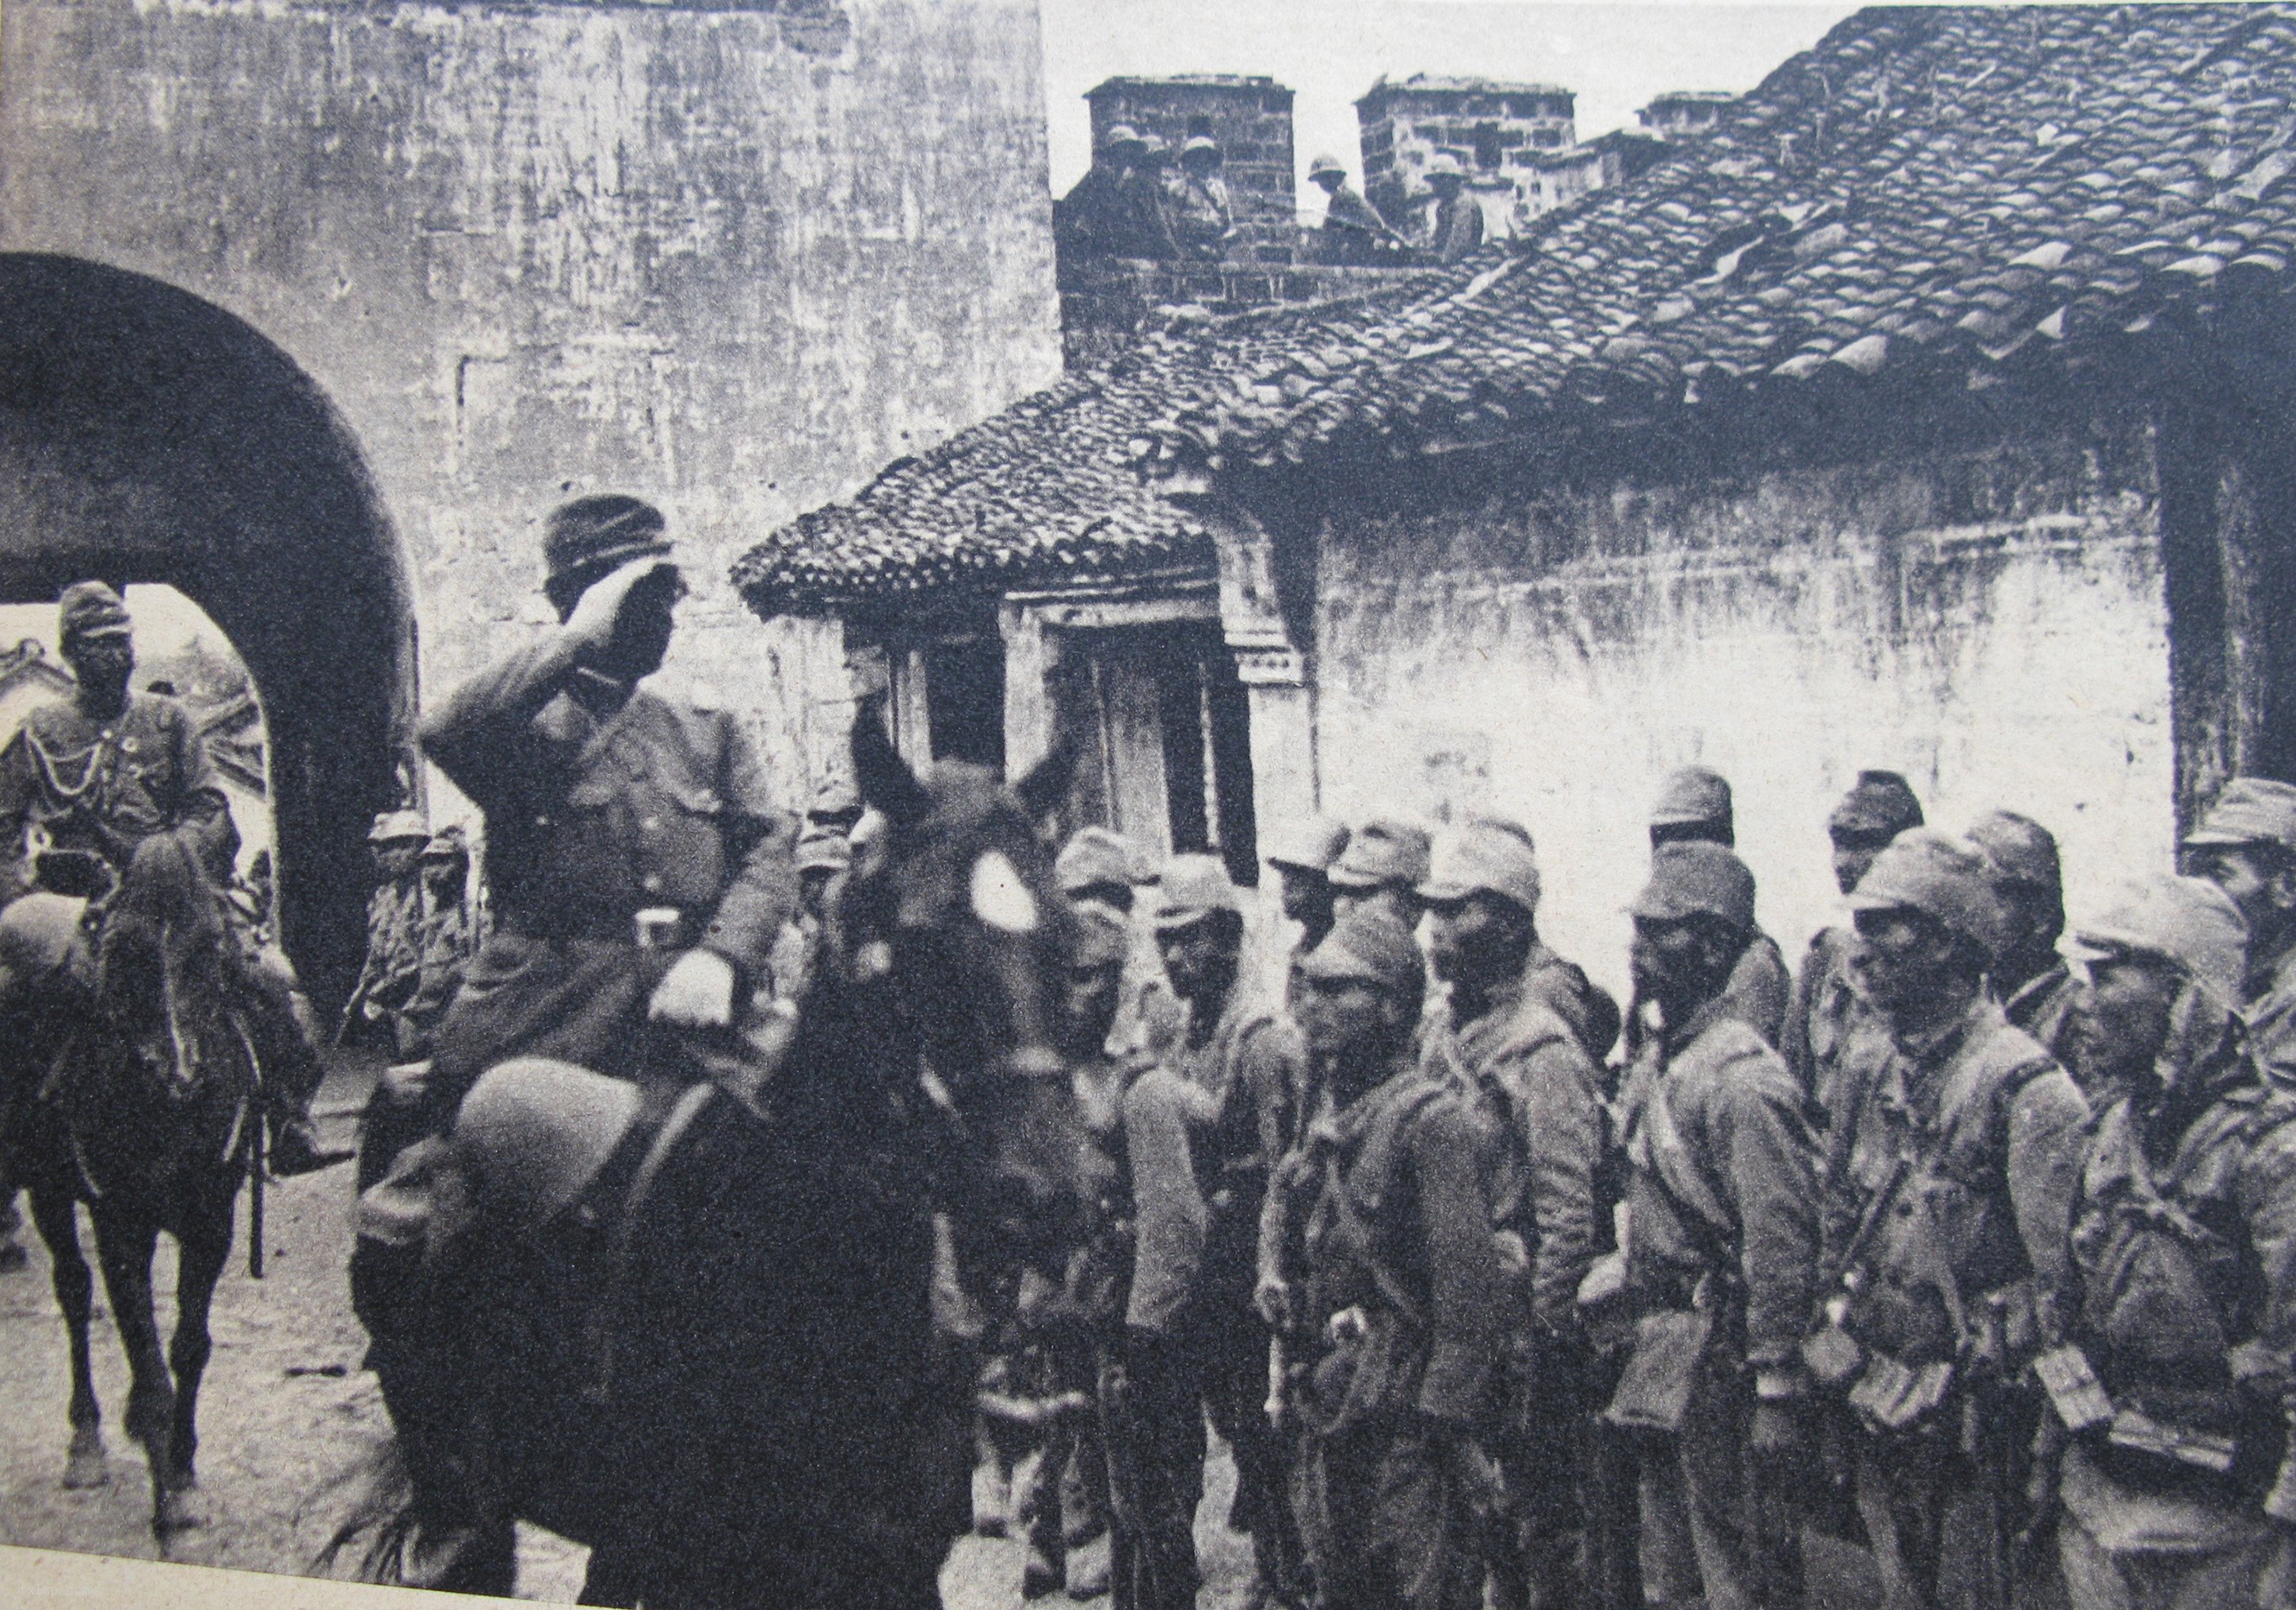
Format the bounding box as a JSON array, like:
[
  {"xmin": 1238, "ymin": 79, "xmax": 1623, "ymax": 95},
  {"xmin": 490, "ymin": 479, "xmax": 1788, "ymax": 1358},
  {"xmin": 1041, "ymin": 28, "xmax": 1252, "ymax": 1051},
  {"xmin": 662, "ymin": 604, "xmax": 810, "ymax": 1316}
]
[{"xmin": 968, "ymin": 851, "xmax": 1038, "ymax": 934}]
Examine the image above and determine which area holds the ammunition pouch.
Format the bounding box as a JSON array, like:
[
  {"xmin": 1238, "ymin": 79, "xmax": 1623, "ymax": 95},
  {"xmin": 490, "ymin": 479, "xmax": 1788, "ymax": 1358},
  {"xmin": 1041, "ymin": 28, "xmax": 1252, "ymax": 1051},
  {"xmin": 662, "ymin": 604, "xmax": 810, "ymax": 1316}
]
[
  {"xmin": 1301, "ymin": 1303, "xmax": 1425, "ymax": 1439},
  {"xmin": 2040, "ymin": 1341, "xmax": 2278, "ymax": 1501},
  {"xmin": 1601, "ymin": 1306, "xmax": 1713, "ymax": 1438}
]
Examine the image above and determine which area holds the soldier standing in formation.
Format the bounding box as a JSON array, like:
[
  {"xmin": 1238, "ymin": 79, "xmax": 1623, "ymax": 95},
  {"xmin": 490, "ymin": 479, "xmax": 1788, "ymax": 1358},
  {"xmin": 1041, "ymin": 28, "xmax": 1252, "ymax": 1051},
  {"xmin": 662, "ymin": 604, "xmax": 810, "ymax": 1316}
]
[
  {"xmin": 2050, "ymin": 873, "xmax": 2296, "ymax": 1608},
  {"xmin": 1783, "ymin": 769, "xmax": 1924, "ymax": 1123},
  {"xmin": 1613, "ymin": 842, "xmax": 1819, "ymax": 1610},
  {"xmin": 1969, "ymin": 809, "xmax": 2082, "ymax": 1069},
  {"xmin": 1280, "ymin": 903, "xmax": 1504, "ymax": 1610},
  {"xmin": 1821, "ymin": 830, "xmax": 2089, "ymax": 1610},
  {"xmin": 1117, "ymin": 856, "xmax": 1306, "ymax": 1610},
  {"xmin": 395, "ymin": 826, "xmax": 478, "ymax": 1061},
  {"xmin": 1418, "ymin": 821, "xmax": 1604, "ymax": 1610},
  {"xmin": 347, "ymin": 809, "xmax": 431, "ymax": 1052},
  {"xmin": 2184, "ymin": 776, "xmax": 2296, "ymax": 1085},
  {"xmin": 1328, "ymin": 816, "xmax": 1432, "ymax": 931},
  {"xmin": 1266, "ymin": 815, "xmax": 1349, "ymax": 963}
]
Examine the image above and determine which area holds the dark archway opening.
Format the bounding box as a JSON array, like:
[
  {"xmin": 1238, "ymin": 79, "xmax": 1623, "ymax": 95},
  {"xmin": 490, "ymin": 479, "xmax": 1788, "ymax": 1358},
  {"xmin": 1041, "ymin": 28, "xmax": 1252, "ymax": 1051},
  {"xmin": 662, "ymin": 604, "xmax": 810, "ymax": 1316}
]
[{"xmin": 0, "ymin": 254, "xmax": 413, "ymax": 1001}]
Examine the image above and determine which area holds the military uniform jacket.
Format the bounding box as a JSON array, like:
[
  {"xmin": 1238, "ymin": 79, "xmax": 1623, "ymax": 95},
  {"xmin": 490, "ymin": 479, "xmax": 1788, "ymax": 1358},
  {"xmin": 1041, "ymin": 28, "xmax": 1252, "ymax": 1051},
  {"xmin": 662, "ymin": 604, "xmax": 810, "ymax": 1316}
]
[
  {"xmin": 1295, "ymin": 1060, "xmax": 1504, "ymax": 1434},
  {"xmin": 357, "ymin": 878, "xmax": 427, "ymax": 1009},
  {"xmin": 2000, "ymin": 960, "xmax": 2081, "ymax": 1071},
  {"xmin": 1522, "ymin": 940, "xmax": 1622, "ymax": 1064},
  {"xmin": 421, "ymin": 639, "xmax": 794, "ymax": 979},
  {"xmin": 1169, "ymin": 173, "xmax": 1234, "ymax": 259},
  {"xmin": 1428, "ymin": 193, "xmax": 1484, "ymax": 262},
  {"xmin": 1425, "ymin": 977, "xmax": 1602, "ymax": 1337},
  {"xmin": 1122, "ymin": 990, "xmax": 1300, "ymax": 1334},
  {"xmin": 1821, "ymin": 998, "xmax": 2088, "ymax": 1370},
  {"xmin": 2062, "ymin": 1022, "xmax": 2296, "ymax": 1510},
  {"xmin": 1784, "ymin": 923, "xmax": 1882, "ymax": 1123},
  {"xmin": 2245, "ymin": 937, "xmax": 2296, "ymax": 1092},
  {"xmin": 1623, "ymin": 999, "xmax": 1821, "ymax": 1375},
  {"xmin": 0, "ymin": 692, "xmax": 227, "ymax": 891}
]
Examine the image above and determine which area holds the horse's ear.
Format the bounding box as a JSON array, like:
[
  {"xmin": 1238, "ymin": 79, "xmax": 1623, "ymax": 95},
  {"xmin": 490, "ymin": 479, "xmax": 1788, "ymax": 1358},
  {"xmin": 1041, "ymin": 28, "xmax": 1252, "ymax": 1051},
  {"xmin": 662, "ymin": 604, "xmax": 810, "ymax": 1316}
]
[
  {"xmin": 1012, "ymin": 738, "xmax": 1076, "ymax": 826},
  {"xmin": 852, "ymin": 702, "xmax": 930, "ymax": 827}
]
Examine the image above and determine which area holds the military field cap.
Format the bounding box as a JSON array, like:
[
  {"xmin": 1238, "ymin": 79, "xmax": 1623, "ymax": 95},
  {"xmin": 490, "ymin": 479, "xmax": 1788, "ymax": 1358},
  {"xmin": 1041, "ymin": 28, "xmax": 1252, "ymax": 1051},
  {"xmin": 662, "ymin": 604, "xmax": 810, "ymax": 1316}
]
[
  {"xmin": 1265, "ymin": 815, "xmax": 1349, "ymax": 876},
  {"xmin": 1827, "ymin": 767, "xmax": 1919, "ymax": 840},
  {"xmin": 1104, "ymin": 123, "xmax": 1144, "ymax": 150},
  {"xmin": 1154, "ymin": 853, "xmax": 1241, "ymax": 932},
  {"xmin": 58, "ymin": 581, "xmax": 132, "ymax": 646},
  {"xmin": 455, "ymin": 1059, "xmax": 643, "ymax": 1234},
  {"xmin": 1650, "ymin": 765, "xmax": 1733, "ymax": 833},
  {"xmin": 1057, "ymin": 826, "xmax": 1149, "ymax": 895},
  {"xmin": 1426, "ymin": 154, "xmax": 1466, "ymax": 180},
  {"xmin": 2067, "ymin": 874, "xmax": 2248, "ymax": 1008},
  {"xmin": 421, "ymin": 826, "xmax": 471, "ymax": 863},
  {"xmin": 1328, "ymin": 815, "xmax": 1434, "ymax": 891},
  {"xmin": 1296, "ymin": 904, "xmax": 1425, "ymax": 994},
  {"xmin": 1848, "ymin": 829, "xmax": 2007, "ymax": 959},
  {"xmin": 1308, "ymin": 153, "xmax": 1348, "ymax": 179},
  {"xmin": 542, "ymin": 494, "xmax": 673, "ymax": 605},
  {"xmin": 1181, "ymin": 135, "xmax": 1221, "ymax": 158},
  {"xmin": 2183, "ymin": 776, "xmax": 2296, "ymax": 853},
  {"xmin": 368, "ymin": 809, "xmax": 429, "ymax": 845},
  {"xmin": 1966, "ymin": 809, "xmax": 2060, "ymax": 892},
  {"xmin": 1420, "ymin": 818, "xmax": 1542, "ymax": 914},
  {"xmin": 1070, "ymin": 898, "xmax": 1132, "ymax": 970},
  {"xmin": 1630, "ymin": 841, "xmax": 1755, "ymax": 932},
  {"xmin": 795, "ymin": 827, "xmax": 852, "ymax": 874},
  {"xmin": 1829, "ymin": 769, "xmax": 1925, "ymax": 839}
]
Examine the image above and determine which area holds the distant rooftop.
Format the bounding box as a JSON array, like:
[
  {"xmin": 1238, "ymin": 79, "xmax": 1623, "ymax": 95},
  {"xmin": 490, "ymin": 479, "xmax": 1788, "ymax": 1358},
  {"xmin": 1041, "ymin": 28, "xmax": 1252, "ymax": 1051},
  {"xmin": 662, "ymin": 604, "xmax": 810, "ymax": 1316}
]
[
  {"xmin": 1357, "ymin": 73, "xmax": 1573, "ymax": 108},
  {"xmin": 1642, "ymin": 90, "xmax": 1737, "ymax": 106},
  {"xmin": 1087, "ymin": 74, "xmax": 1293, "ymax": 98}
]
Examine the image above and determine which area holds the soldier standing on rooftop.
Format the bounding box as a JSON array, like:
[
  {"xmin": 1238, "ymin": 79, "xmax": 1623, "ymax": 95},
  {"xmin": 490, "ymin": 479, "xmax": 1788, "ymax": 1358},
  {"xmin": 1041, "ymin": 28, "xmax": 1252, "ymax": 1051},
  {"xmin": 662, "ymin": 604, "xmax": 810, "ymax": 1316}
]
[
  {"xmin": 1424, "ymin": 155, "xmax": 1483, "ymax": 264},
  {"xmin": 1171, "ymin": 135, "xmax": 1238, "ymax": 262},
  {"xmin": 1308, "ymin": 155, "xmax": 1402, "ymax": 265}
]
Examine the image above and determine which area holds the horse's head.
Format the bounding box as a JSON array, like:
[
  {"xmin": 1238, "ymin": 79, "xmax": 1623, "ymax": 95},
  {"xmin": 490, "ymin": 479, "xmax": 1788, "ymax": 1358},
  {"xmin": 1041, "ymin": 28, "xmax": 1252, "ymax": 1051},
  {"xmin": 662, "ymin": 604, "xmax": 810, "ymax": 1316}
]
[{"xmin": 838, "ymin": 710, "xmax": 1089, "ymax": 1265}]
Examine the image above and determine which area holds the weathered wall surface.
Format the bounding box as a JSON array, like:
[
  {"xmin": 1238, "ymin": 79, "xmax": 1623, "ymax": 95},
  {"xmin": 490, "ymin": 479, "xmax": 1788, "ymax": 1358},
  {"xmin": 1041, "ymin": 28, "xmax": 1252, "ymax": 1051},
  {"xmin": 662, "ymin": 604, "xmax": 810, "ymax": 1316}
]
[
  {"xmin": 0, "ymin": 0, "xmax": 1061, "ymax": 813},
  {"xmin": 1313, "ymin": 416, "xmax": 2172, "ymax": 1000}
]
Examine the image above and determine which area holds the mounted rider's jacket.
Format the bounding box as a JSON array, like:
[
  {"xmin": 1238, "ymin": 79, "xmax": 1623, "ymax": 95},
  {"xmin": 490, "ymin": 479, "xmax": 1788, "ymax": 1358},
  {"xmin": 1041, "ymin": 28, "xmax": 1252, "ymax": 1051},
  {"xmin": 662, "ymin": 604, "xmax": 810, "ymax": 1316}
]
[
  {"xmin": 0, "ymin": 691, "xmax": 229, "ymax": 898},
  {"xmin": 417, "ymin": 643, "xmax": 796, "ymax": 1121},
  {"xmin": 1817, "ymin": 997, "xmax": 2088, "ymax": 1406},
  {"xmin": 2058, "ymin": 1007, "xmax": 2296, "ymax": 1520}
]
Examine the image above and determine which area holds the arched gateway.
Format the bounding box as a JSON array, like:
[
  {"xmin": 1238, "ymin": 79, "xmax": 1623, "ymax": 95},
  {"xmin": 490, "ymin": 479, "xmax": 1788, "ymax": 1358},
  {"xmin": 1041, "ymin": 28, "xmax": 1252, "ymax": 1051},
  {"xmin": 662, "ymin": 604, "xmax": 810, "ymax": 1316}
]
[{"xmin": 0, "ymin": 253, "xmax": 414, "ymax": 998}]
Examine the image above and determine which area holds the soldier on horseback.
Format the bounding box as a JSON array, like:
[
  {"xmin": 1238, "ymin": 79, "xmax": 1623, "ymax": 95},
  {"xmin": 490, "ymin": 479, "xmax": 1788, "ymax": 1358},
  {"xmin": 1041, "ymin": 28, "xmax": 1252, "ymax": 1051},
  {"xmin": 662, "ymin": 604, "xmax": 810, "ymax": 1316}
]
[{"xmin": 0, "ymin": 580, "xmax": 337, "ymax": 1177}]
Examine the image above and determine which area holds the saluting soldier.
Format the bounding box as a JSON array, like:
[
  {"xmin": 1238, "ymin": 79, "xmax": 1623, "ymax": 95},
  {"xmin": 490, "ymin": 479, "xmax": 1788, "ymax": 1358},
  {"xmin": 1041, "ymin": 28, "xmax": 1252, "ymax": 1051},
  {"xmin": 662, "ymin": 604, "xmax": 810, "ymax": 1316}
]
[
  {"xmin": 1968, "ymin": 809, "xmax": 2082, "ymax": 1070},
  {"xmin": 1418, "ymin": 820, "xmax": 1606, "ymax": 1610},
  {"xmin": 1817, "ymin": 830, "xmax": 2088, "ymax": 1610},
  {"xmin": 1276, "ymin": 904, "xmax": 1507, "ymax": 1610},
  {"xmin": 1782, "ymin": 769, "xmax": 1924, "ymax": 1124},
  {"xmin": 1611, "ymin": 843, "xmax": 1820, "ymax": 1610},
  {"xmin": 2184, "ymin": 776, "xmax": 2296, "ymax": 1088},
  {"xmin": 411, "ymin": 494, "xmax": 798, "ymax": 1134},
  {"xmin": 2041, "ymin": 873, "xmax": 2296, "ymax": 1610}
]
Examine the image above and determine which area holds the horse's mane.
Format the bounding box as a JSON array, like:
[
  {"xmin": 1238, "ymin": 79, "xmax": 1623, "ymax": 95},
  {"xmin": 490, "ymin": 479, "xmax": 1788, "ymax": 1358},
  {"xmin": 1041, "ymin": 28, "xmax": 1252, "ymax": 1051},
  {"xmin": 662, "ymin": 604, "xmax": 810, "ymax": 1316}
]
[{"xmin": 97, "ymin": 827, "xmax": 228, "ymax": 1029}]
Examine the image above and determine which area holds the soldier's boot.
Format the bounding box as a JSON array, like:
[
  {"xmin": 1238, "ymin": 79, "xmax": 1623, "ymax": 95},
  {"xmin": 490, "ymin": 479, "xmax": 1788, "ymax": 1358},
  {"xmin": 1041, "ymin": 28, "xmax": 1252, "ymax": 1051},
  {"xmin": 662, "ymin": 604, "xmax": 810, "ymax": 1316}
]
[
  {"xmin": 268, "ymin": 1110, "xmax": 353, "ymax": 1178},
  {"xmin": 0, "ymin": 1192, "xmax": 29, "ymax": 1273}
]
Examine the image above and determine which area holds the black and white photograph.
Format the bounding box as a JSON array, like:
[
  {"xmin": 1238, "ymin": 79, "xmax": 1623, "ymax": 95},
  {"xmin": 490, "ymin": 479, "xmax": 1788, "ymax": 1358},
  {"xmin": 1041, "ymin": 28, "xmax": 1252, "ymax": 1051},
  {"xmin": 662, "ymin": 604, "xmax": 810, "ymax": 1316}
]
[{"xmin": 6, "ymin": 2, "xmax": 2296, "ymax": 1607}]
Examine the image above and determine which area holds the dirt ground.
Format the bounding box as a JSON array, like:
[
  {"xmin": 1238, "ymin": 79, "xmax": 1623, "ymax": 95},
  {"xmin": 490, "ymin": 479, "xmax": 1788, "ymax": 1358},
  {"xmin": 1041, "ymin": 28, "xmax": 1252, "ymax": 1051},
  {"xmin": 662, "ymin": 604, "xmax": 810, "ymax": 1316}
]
[
  {"xmin": 0, "ymin": 1051, "xmax": 1874, "ymax": 1609},
  {"xmin": 0, "ymin": 1049, "xmax": 1257, "ymax": 1607}
]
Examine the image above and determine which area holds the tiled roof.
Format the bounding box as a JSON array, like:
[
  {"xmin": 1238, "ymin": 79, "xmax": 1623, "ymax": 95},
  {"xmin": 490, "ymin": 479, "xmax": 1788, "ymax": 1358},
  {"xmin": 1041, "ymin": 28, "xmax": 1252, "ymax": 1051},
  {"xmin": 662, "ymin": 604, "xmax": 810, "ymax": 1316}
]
[
  {"xmin": 1141, "ymin": 4, "xmax": 2296, "ymax": 472},
  {"xmin": 740, "ymin": 4, "xmax": 2296, "ymax": 616},
  {"xmin": 732, "ymin": 290, "xmax": 1426, "ymax": 616}
]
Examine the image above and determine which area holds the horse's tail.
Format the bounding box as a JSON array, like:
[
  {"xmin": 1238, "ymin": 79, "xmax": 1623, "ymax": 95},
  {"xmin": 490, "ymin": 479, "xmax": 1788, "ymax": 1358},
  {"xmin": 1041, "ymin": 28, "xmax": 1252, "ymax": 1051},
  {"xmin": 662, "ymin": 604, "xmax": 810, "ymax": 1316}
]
[{"xmin": 307, "ymin": 1433, "xmax": 420, "ymax": 1585}]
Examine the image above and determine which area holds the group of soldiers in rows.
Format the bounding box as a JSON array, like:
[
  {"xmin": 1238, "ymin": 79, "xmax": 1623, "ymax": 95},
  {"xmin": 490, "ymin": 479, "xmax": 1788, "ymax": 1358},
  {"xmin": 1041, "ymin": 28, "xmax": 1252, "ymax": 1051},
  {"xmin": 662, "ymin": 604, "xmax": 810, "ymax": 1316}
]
[
  {"xmin": 984, "ymin": 762, "xmax": 2296, "ymax": 1610},
  {"xmin": 1055, "ymin": 125, "xmax": 1486, "ymax": 272}
]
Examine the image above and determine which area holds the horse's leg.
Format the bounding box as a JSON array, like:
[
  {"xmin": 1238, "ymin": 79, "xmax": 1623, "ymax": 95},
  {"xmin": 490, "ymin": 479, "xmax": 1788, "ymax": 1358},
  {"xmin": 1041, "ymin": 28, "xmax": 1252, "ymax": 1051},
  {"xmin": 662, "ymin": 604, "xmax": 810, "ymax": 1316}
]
[
  {"xmin": 90, "ymin": 1208, "xmax": 189, "ymax": 1537},
  {"xmin": 164, "ymin": 1199, "xmax": 233, "ymax": 1491},
  {"xmin": 28, "ymin": 1184, "xmax": 108, "ymax": 1487}
]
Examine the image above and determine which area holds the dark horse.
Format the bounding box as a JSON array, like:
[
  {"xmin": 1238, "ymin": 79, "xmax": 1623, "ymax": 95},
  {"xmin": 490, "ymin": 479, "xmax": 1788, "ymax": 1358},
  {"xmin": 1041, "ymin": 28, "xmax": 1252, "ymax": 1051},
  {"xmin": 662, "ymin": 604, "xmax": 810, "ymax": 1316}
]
[
  {"xmin": 345, "ymin": 713, "xmax": 1096, "ymax": 1607},
  {"xmin": 0, "ymin": 830, "xmax": 261, "ymax": 1539}
]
